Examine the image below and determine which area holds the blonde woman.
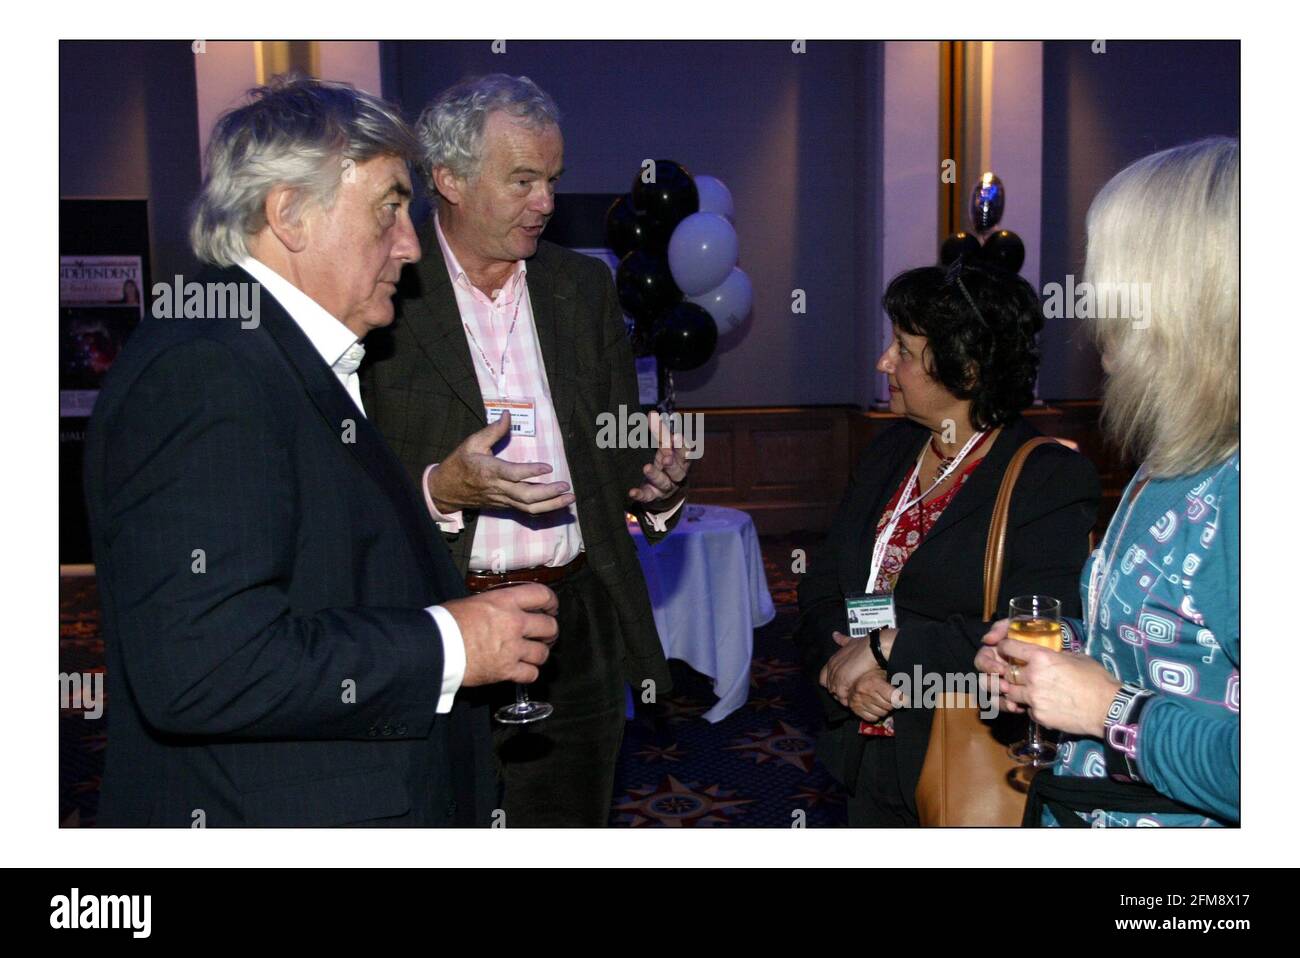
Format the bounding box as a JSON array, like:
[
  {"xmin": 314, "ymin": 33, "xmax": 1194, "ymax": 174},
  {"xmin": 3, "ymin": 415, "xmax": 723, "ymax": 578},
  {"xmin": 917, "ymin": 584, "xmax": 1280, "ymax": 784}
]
[{"xmin": 977, "ymin": 136, "xmax": 1239, "ymax": 827}]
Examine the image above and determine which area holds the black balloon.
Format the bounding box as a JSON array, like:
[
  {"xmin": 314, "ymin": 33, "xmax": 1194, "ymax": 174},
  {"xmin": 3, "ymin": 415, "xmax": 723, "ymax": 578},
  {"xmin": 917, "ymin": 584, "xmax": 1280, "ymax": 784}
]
[
  {"xmin": 980, "ymin": 229, "xmax": 1025, "ymax": 273},
  {"xmin": 940, "ymin": 231, "xmax": 981, "ymax": 266},
  {"xmin": 631, "ymin": 160, "xmax": 698, "ymax": 251},
  {"xmin": 969, "ymin": 173, "xmax": 1006, "ymax": 233},
  {"xmin": 653, "ymin": 302, "xmax": 718, "ymax": 372},
  {"xmin": 616, "ymin": 250, "xmax": 682, "ymax": 323},
  {"xmin": 605, "ymin": 194, "xmax": 648, "ymax": 259}
]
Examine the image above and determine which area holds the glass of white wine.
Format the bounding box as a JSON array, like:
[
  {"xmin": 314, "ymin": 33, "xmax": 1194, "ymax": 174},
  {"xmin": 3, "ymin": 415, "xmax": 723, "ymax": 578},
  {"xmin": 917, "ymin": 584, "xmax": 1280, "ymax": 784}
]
[{"xmin": 1006, "ymin": 594, "xmax": 1062, "ymax": 767}]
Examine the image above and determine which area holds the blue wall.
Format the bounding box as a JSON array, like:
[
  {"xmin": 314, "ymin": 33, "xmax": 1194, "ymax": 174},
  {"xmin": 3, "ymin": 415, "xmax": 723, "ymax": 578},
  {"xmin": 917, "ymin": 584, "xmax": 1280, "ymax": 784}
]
[{"xmin": 1039, "ymin": 40, "xmax": 1240, "ymax": 400}]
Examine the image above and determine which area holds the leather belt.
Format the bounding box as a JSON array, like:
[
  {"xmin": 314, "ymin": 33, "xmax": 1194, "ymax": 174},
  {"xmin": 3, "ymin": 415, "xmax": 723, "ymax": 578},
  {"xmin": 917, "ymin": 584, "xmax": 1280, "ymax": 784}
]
[{"xmin": 465, "ymin": 553, "xmax": 586, "ymax": 593}]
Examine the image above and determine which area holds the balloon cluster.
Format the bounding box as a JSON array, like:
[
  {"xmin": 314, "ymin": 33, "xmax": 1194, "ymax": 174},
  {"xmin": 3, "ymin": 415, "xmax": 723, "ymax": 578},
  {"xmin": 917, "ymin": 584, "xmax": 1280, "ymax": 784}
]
[
  {"xmin": 940, "ymin": 172, "xmax": 1025, "ymax": 273},
  {"xmin": 606, "ymin": 161, "xmax": 752, "ymax": 372}
]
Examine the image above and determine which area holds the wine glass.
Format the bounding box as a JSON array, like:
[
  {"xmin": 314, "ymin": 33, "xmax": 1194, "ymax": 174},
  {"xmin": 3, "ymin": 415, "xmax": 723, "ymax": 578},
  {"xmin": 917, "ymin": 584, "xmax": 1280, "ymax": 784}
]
[
  {"xmin": 1005, "ymin": 595, "xmax": 1062, "ymax": 767},
  {"xmin": 485, "ymin": 581, "xmax": 554, "ymax": 725},
  {"xmin": 495, "ymin": 683, "xmax": 553, "ymax": 725}
]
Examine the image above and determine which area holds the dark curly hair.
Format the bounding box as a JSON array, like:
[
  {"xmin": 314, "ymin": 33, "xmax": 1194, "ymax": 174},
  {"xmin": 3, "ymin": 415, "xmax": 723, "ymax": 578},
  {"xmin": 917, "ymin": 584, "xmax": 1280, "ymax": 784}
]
[{"xmin": 881, "ymin": 259, "xmax": 1044, "ymax": 429}]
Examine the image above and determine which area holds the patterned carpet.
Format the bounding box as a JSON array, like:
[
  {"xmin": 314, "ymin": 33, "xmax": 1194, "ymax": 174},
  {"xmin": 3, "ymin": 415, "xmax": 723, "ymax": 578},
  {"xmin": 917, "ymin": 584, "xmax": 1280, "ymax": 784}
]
[{"xmin": 58, "ymin": 533, "xmax": 848, "ymax": 828}]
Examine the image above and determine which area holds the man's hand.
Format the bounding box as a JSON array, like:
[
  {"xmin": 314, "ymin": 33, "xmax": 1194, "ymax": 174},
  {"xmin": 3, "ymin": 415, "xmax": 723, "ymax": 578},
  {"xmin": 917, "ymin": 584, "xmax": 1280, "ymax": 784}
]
[
  {"xmin": 426, "ymin": 411, "xmax": 576, "ymax": 515},
  {"xmin": 443, "ymin": 582, "xmax": 560, "ymax": 686},
  {"xmin": 627, "ymin": 410, "xmax": 693, "ymax": 507}
]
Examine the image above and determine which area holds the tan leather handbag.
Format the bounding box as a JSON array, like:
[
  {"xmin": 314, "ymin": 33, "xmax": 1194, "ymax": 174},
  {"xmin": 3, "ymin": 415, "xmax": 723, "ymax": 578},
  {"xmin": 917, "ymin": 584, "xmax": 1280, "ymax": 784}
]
[{"xmin": 914, "ymin": 437, "xmax": 1058, "ymax": 827}]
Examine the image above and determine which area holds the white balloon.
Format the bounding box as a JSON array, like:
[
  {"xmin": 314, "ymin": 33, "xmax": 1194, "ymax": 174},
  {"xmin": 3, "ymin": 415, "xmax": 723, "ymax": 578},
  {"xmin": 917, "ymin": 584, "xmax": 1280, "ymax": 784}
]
[
  {"xmin": 687, "ymin": 267, "xmax": 753, "ymax": 336},
  {"xmin": 667, "ymin": 212, "xmax": 739, "ymax": 296},
  {"xmin": 694, "ymin": 175, "xmax": 735, "ymax": 222}
]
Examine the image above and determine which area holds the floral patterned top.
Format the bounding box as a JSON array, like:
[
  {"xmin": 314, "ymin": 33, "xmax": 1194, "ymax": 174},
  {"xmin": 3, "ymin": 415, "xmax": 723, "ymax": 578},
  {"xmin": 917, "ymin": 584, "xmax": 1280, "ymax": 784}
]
[{"xmin": 871, "ymin": 438, "xmax": 989, "ymax": 593}]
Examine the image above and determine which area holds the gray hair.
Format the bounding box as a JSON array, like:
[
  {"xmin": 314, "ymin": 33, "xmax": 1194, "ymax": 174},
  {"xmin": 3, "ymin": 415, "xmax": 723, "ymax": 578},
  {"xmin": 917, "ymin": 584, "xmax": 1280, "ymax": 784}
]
[
  {"xmin": 1084, "ymin": 135, "xmax": 1239, "ymax": 477},
  {"xmin": 414, "ymin": 74, "xmax": 561, "ymax": 190},
  {"xmin": 190, "ymin": 74, "xmax": 420, "ymax": 266}
]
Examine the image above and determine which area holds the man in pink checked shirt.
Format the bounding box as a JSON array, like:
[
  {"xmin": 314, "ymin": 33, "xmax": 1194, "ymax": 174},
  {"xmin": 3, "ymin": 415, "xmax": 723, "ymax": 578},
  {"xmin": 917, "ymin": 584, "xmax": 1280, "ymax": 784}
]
[{"xmin": 361, "ymin": 74, "xmax": 693, "ymax": 826}]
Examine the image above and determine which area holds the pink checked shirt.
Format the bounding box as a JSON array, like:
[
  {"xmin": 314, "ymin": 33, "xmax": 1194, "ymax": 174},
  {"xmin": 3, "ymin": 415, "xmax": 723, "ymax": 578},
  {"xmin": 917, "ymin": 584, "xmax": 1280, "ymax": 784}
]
[
  {"xmin": 423, "ymin": 215, "xmax": 584, "ymax": 572},
  {"xmin": 423, "ymin": 216, "xmax": 683, "ymax": 572}
]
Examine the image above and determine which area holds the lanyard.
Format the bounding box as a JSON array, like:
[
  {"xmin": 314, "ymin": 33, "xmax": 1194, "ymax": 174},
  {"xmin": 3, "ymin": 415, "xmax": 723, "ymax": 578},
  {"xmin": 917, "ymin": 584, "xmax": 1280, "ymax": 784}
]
[
  {"xmin": 463, "ymin": 290, "xmax": 524, "ymax": 398},
  {"xmin": 1085, "ymin": 469, "xmax": 1149, "ymax": 655},
  {"xmin": 866, "ymin": 429, "xmax": 987, "ymax": 593}
]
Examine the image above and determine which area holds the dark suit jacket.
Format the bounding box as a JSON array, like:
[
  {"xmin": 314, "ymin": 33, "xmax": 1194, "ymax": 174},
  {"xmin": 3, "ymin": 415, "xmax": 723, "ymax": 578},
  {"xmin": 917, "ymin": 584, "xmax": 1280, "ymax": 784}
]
[
  {"xmin": 361, "ymin": 232, "xmax": 674, "ymax": 693},
  {"xmin": 793, "ymin": 416, "xmax": 1100, "ymax": 814},
  {"xmin": 84, "ymin": 264, "xmax": 495, "ymax": 827}
]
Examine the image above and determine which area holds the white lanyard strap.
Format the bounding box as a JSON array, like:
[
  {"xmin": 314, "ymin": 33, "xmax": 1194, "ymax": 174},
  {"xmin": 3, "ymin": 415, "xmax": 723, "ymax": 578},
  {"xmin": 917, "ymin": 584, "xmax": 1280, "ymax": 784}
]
[
  {"xmin": 866, "ymin": 430, "xmax": 986, "ymax": 593},
  {"xmin": 463, "ymin": 293, "xmax": 524, "ymax": 397}
]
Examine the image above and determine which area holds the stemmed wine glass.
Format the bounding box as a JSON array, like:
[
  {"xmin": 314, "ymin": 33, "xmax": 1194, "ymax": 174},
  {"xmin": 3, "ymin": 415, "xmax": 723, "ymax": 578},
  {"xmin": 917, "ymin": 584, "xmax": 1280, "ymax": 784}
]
[
  {"xmin": 1005, "ymin": 595, "xmax": 1062, "ymax": 768},
  {"xmin": 495, "ymin": 683, "xmax": 553, "ymax": 725},
  {"xmin": 480, "ymin": 580, "xmax": 554, "ymax": 725}
]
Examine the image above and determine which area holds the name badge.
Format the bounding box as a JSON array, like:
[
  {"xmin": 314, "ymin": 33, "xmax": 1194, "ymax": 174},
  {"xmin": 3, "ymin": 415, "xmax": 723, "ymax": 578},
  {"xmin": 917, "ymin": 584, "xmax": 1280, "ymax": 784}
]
[
  {"xmin": 485, "ymin": 397, "xmax": 537, "ymax": 437},
  {"xmin": 845, "ymin": 592, "xmax": 896, "ymax": 638}
]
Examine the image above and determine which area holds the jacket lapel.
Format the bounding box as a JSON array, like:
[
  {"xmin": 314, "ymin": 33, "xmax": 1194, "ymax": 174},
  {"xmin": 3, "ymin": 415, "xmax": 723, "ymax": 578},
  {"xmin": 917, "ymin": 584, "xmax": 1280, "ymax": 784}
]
[
  {"xmin": 400, "ymin": 230, "xmax": 487, "ymax": 426},
  {"xmin": 245, "ymin": 267, "xmax": 446, "ymax": 586},
  {"xmin": 526, "ymin": 244, "xmax": 578, "ymax": 433},
  {"xmin": 841, "ymin": 426, "xmax": 926, "ymax": 597}
]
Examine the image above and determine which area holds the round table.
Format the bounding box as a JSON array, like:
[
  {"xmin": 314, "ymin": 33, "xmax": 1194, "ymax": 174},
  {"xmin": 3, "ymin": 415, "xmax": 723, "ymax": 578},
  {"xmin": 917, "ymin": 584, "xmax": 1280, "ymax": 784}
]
[{"xmin": 628, "ymin": 504, "xmax": 776, "ymax": 722}]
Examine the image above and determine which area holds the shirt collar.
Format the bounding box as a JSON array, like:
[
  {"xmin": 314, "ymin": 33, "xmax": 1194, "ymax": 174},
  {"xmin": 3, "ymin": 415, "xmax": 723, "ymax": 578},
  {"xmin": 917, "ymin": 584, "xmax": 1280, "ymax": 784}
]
[
  {"xmin": 433, "ymin": 212, "xmax": 527, "ymax": 303},
  {"xmin": 238, "ymin": 255, "xmax": 359, "ymax": 369}
]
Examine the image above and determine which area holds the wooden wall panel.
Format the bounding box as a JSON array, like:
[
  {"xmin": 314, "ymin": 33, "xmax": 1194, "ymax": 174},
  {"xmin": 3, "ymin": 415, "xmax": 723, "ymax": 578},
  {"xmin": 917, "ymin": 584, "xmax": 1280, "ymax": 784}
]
[{"xmin": 682, "ymin": 402, "xmax": 1133, "ymax": 536}]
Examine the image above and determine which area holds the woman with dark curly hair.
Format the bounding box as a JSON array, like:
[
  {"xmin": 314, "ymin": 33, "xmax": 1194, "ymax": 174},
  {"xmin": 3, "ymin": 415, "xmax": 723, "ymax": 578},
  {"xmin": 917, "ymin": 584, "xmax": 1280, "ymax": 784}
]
[{"xmin": 794, "ymin": 259, "xmax": 1101, "ymax": 826}]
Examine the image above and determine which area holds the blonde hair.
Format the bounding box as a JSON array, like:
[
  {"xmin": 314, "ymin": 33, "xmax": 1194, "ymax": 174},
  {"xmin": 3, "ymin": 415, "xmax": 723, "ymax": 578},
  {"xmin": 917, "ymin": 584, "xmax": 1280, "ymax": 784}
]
[{"xmin": 1084, "ymin": 136, "xmax": 1239, "ymax": 477}]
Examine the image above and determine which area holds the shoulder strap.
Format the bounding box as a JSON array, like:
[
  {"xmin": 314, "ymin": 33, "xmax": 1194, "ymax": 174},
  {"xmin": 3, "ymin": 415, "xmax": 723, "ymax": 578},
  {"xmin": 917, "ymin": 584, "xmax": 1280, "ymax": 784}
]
[{"xmin": 982, "ymin": 437, "xmax": 1060, "ymax": 621}]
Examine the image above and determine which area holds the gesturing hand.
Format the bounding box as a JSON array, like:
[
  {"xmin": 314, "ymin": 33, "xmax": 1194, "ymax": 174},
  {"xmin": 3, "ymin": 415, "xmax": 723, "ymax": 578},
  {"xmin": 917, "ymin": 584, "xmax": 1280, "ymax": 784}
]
[
  {"xmin": 426, "ymin": 411, "xmax": 577, "ymax": 515},
  {"xmin": 627, "ymin": 410, "xmax": 693, "ymax": 507}
]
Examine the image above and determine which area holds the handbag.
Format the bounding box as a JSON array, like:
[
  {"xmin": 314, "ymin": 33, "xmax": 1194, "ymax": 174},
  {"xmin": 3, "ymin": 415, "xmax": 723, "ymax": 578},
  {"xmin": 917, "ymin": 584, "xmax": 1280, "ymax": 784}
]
[{"xmin": 914, "ymin": 437, "xmax": 1059, "ymax": 826}]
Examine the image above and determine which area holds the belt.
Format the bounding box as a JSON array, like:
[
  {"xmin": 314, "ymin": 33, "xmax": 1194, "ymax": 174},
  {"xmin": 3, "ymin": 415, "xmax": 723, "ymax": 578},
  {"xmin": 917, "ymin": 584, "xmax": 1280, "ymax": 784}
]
[{"xmin": 465, "ymin": 553, "xmax": 586, "ymax": 592}]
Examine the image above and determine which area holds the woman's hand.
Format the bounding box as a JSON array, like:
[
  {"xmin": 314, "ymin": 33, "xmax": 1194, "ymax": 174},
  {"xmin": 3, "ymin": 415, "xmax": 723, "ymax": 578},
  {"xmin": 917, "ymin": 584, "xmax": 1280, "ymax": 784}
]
[
  {"xmin": 975, "ymin": 619, "xmax": 1015, "ymax": 710},
  {"xmin": 994, "ymin": 635, "xmax": 1123, "ymax": 738},
  {"xmin": 819, "ymin": 632, "xmax": 876, "ymax": 707},
  {"xmin": 847, "ymin": 667, "xmax": 905, "ymax": 722}
]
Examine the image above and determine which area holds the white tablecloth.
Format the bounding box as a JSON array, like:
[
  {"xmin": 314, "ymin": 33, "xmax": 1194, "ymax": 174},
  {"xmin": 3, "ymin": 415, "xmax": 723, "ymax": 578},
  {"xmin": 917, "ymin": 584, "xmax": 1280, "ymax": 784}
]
[{"xmin": 629, "ymin": 504, "xmax": 776, "ymax": 722}]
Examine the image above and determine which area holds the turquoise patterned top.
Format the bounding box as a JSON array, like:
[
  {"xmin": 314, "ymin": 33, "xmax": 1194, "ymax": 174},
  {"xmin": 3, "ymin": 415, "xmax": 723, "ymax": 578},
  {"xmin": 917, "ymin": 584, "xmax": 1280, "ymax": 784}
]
[{"xmin": 1048, "ymin": 453, "xmax": 1240, "ymax": 827}]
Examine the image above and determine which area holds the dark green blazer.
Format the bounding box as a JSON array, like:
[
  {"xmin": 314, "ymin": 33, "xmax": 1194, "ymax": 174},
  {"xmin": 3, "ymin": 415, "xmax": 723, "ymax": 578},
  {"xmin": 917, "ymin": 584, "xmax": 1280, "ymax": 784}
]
[{"xmin": 361, "ymin": 231, "xmax": 675, "ymax": 694}]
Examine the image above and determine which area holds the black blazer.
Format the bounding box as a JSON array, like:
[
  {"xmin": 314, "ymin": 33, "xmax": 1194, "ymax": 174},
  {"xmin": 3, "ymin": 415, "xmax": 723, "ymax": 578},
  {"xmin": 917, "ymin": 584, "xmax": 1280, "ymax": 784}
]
[
  {"xmin": 793, "ymin": 417, "xmax": 1100, "ymax": 813},
  {"xmin": 84, "ymin": 265, "xmax": 495, "ymax": 827},
  {"xmin": 362, "ymin": 232, "xmax": 675, "ymax": 693}
]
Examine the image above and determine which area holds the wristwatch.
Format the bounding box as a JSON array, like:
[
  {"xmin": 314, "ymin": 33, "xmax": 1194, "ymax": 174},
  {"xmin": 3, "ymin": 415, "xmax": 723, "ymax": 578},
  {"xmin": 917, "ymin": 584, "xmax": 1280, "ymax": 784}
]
[
  {"xmin": 1102, "ymin": 682, "xmax": 1155, "ymax": 782},
  {"xmin": 868, "ymin": 629, "xmax": 889, "ymax": 670}
]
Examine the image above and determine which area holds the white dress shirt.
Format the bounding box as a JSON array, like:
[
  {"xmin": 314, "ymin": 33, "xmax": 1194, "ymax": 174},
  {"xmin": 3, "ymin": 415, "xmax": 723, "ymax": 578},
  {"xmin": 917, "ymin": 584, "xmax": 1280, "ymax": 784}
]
[{"xmin": 239, "ymin": 256, "xmax": 466, "ymax": 712}]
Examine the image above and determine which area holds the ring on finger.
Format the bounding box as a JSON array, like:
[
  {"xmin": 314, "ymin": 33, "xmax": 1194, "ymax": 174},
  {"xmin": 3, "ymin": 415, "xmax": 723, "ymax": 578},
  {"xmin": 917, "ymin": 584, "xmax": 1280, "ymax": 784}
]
[{"xmin": 1009, "ymin": 664, "xmax": 1022, "ymax": 685}]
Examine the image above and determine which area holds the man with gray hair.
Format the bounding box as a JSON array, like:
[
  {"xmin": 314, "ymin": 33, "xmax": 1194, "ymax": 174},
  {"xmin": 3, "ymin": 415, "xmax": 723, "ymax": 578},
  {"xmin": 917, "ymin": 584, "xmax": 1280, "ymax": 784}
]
[
  {"xmin": 363, "ymin": 74, "xmax": 693, "ymax": 826},
  {"xmin": 85, "ymin": 75, "xmax": 559, "ymax": 827}
]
